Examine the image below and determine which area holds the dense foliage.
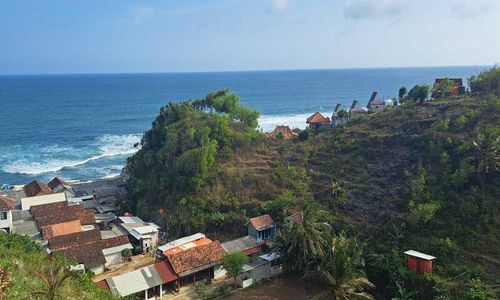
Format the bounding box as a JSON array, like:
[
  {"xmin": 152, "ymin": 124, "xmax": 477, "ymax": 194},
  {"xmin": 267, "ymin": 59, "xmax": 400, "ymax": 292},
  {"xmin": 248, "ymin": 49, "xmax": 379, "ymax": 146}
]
[
  {"xmin": 126, "ymin": 68, "xmax": 499, "ymax": 298},
  {"xmin": 126, "ymin": 89, "xmax": 265, "ymax": 237},
  {"xmin": 0, "ymin": 233, "xmax": 115, "ymax": 300}
]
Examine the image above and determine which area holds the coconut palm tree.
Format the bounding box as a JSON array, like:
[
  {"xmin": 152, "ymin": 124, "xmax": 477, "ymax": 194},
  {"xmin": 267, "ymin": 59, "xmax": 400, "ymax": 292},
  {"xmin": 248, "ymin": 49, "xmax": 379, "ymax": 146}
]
[
  {"xmin": 306, "ymin": 232, "xmax": 374, "ymax": 300},
  {"xmin": 32, "ymin": 257, "xmax": 76, "ymax": 300},
  {"xmin": 466, "ymin": 130, "xmax": 500, "ymax": 215},
  {"xmin": 275, "ymin": 201, "xmax": 331, "ymax": 273}
]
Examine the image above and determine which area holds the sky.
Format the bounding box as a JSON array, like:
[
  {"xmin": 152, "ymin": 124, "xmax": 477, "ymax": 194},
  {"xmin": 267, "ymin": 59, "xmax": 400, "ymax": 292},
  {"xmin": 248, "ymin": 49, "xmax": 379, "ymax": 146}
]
[{"xmin": 1, "ymin": 0, "xmax": 499, "ymax": 74}]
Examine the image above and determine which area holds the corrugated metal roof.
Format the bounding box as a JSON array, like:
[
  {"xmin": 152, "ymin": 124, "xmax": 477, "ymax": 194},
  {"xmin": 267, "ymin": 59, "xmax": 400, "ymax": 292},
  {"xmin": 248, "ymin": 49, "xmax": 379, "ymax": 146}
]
[
  {"xmin": 158, "ymin": 233, "xmax": 205, "ymax": 252},
  {"xmin": 106, "ymin": 264, "xmax": 164, "ymax": 297},
  {"xmin": 404, "ymin": 250, "xmax": 436, "ymax": 260},
  {"xmin": 222, "ymin": 236, "xmax": 261, "ymax": 253}
]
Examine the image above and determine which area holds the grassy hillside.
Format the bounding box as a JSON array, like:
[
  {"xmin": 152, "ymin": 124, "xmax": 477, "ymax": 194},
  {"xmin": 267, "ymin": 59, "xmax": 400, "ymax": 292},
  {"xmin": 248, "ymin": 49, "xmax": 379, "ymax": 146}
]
[
  {"xmin": 0, "ymin": 233, "xmax": 116, "ymax": 300},
  {"xmin": 125, "ymin": 68, "xmax": 500, "ymax": 298}
]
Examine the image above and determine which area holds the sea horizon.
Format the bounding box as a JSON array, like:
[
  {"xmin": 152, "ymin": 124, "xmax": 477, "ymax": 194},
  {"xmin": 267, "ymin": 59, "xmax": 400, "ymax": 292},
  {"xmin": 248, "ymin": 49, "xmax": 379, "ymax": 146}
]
[
  {"xmin": 0, "ymin": 64, "xmax": 492, "ymax": 77},
  {"xmin": 0, "ymin": 65, "xmax": 490, "ymax": 184}
]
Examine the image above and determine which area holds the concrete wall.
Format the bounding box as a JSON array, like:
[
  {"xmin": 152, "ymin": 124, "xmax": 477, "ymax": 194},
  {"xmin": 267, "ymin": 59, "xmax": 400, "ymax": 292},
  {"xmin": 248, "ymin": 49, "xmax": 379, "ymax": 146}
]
[{"xmin": 0, "ymin": 210, "xmax": 12, "ymax": 232}]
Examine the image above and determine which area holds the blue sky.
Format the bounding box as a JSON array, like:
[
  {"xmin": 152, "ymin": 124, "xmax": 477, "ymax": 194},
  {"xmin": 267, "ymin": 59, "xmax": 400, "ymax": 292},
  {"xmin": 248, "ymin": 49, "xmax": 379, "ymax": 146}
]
[{"xmin": 1, "ymin": 0, "xmax": 499, "ymax": 74}]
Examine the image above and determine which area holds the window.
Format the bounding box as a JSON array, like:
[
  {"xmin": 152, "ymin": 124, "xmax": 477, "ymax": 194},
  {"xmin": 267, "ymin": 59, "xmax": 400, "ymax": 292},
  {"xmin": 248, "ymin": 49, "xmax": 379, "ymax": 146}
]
[{"xmin": 0, "ymin": 211, "xmax": 7, "ymax": 220}]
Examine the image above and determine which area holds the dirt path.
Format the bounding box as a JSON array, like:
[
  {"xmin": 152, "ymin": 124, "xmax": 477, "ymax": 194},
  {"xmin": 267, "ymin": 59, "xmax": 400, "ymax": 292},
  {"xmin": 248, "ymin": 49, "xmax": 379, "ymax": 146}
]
[{"xmin": 223, "ymin": 278, "xmax": 317, "ymax": 300}]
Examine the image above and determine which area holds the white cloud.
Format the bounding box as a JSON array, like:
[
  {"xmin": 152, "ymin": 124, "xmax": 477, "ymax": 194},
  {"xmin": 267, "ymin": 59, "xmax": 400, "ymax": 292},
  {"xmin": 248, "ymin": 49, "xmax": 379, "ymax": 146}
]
[
  {"xmin": 268, "ymin": 0, "xmax": 288, "ymax": 14},
  {"xmin": 344, "ymin": 0, "xmax": 404, "ymax": 19}
]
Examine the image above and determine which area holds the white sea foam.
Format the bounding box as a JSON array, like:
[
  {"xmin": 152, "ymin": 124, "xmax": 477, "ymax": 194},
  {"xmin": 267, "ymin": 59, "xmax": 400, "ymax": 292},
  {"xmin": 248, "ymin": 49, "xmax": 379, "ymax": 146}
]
[
  {"xmin": 2, "ymin": 134, "xmax": 142, "ymax": 175},
  {"xmin": 258, "ymin": 112, "xmax": 331, "ymax": 132}
]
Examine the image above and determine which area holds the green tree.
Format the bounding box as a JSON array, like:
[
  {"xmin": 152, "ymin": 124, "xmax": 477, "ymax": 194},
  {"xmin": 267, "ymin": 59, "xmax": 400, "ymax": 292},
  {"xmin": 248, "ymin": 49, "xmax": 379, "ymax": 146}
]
[
  {"xmin": 398, "ymin": 86, "xmax": 407, "ymax": 100},
  {"xmin": 121, "ymin": 248, "xmax": 132, "ymax": 262},
  {"xmin": 32, "ymin": 257, "xmax": 77, "ymax": 300},
  {"xmin": 265, "ymin": 190, "xmax": 297, "ymax": 223},
  {"xmin": 433, "ymin": 78, "xmax": 455, "ymax": 98},
  {"xmin": 275, "ymin": 201, "xmax": 331, "ymax": 273},
  {"xmin": 408, "ymin": 84, "xmax": 430, "ymax": 104},
  {"xmin": 469, "ymin": 66, "xmax": 500, "ymax": 96},
  {"xmin": 221, "ymin": 252, "xmax": 250, "ymax": 287},
  {"xmin": 465, "ymin": 129, "xmax": 500, "ymax": 216},
  {"xmin": 306, "ymin": 232, "xmax": 374, "ymax": 300}
]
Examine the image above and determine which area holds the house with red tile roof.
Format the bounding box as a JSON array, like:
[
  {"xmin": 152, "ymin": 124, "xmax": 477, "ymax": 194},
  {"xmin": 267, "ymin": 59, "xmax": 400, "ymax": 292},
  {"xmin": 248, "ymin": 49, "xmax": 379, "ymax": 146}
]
[
  {"xmin": 306, "ymin": 112, "xmax": 331, "ymax": 129},
  {"xmin": 0, "ymin": 195, "xmax": 16, "ymax": 233},
  {"xmin": 247, "ymin": 214, "xmax": 276, "ymax": 243},
  {"xmin": 166, "ymin": 240, "xmax": 225, "ymax": 286},
  {"xmin": 23, "ymin": 180, "xmax": 52, "ymax": 198}
]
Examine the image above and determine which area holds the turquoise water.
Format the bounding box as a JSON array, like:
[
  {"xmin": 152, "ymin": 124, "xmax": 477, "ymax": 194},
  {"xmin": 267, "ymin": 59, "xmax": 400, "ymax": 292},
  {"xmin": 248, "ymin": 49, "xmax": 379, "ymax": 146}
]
[{"xmin": 0, "ymin": 66, "xmax": 488, "ymax": 184}]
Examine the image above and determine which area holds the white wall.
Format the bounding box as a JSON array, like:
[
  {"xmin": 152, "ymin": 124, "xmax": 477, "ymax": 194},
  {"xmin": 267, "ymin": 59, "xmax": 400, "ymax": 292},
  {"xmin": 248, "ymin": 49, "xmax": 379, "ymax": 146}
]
[{"xmin": 0, "ymin": 210, "xmax": 13, "ymax": 232}]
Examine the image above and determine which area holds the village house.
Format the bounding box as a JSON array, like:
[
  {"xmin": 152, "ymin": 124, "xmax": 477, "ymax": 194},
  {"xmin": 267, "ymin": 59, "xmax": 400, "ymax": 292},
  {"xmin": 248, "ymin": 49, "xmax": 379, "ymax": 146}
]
[
  {"xmin": 49, "ymin": 227, "xmax": 106, "ymax": 274},
  {"xmin": 349, "ymin": 100, "xmax": 367, "ymax": 117},
  {"xmin": 269, "ymin": 125, "xmax": 297, "ymax": 140},
  {"xmin": 166, "ymin": 240, "xmax": 225, "ymax": 286},
  {"xmin": 331, "ymin": 104, "xmax": 348, "ymax": 126},
  {"xmin": 432, "ymin": 78, "xmax": 464, "ymax": 98},
  {"xmin": 155, "ymin": 233, "xmax": 208, "ymax": 260},
  {"xmin": 47, "ymin": 177, "xmax": 75, "ymax": 197},
  {"xmin": 100, "ymin": 234, "xmax": 134, "ymax": 267},
  {"xmin": 115, "ymin": 216, "xmax": 160, "ymax": 253},
  {"xmin": 236, "ymin": 253, "xmax": 282, "ymax": 288},
  {"xmin": 98, "ymin": 260, "xmax": 178, "ymax": 299},
  {"xmin": 23, "ymin": 179, "xmax": 52, "ymax": 198},
  {"xmin": 367, "ymin": 92, "xmax": 385, "ymax": 113},
  {"xmin": 0, "ymin": 195, "xmax": 16, "ymax": 233},
  {"xmin": 21, "ymin": 192, "xmax": 67, "ymax": 211},
  {"xmin": 306, "ymin": 112, "xmax": 331, "ymax": 129},
  {"xmin": 247, "ymin": 214, "xmax": 276, "ymax": 243}
]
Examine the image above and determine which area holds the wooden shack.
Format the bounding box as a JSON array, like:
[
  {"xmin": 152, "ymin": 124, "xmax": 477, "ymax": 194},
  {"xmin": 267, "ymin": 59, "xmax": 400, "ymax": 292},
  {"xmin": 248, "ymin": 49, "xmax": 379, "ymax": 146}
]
[{"xmin": 404, "ymin": 250, "xmax": 436, "ymax": 275}]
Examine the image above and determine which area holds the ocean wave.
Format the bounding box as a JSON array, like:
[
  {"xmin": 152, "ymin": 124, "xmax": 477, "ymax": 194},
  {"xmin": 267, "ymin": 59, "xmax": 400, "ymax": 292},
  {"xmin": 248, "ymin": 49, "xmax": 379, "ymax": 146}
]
[
  {"xmin": 1, "ymin": 133, "xmax": 142, "ymax": 175},
  {"xmin": 258, "ymin": 112, "xmax": 331, "ymax": 132}
]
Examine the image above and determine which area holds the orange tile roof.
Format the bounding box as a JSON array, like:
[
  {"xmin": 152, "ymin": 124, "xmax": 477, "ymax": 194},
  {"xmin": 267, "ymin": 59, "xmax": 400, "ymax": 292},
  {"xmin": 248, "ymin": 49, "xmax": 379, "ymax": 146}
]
[
  {"xmin": 249, "ymin": 214, "xmax": 274, "ymax": 230},
  {"xmin": 306, "ymin": 112, "xmax": 330, "ymax": 124},
  {"xmin": 41, "ymin": 219, "xmax": 82, "ymax": 240},
  {"xmin": 0, "ymin": 195, "xmax": 16, "ymax": 210},
  {"xmin": 167, "ymin": 241, "xmax": 225, "ymax": 275}
]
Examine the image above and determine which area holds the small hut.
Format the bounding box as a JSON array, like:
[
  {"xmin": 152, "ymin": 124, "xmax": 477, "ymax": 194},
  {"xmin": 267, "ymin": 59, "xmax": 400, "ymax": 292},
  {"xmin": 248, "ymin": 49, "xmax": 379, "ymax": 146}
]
[
  {"xmin": 404, "ymin": 250, "xmax": 436, "ymax": 275},
  {"xmin": 331, "ymin": 104, "xmax": 348, "ymax": 126},
  {"xmin": 270, "ymin": 125, "xmax": 297, "ymax": 140},
  {"xmin": 348, "ymin": 100, "xmax": 366, "ymax": 117},
  {"xmin": 306, "ymin": 112, "xmax": 331, "ymax": 129},
  {"xmin": 367, "ymin": 92, "xmax": 385, "ymax": 113}
]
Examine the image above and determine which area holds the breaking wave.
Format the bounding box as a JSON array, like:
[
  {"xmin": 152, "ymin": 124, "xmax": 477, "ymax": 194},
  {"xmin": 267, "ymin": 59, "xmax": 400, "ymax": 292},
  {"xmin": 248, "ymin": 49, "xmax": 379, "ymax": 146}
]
[
  {"xmin": 258, "ymin": 112, "xmax": 331, "ymax": 132},
  {"xmin": 1, "ymin": 134, "xmax": 142, "ymax": 175}
]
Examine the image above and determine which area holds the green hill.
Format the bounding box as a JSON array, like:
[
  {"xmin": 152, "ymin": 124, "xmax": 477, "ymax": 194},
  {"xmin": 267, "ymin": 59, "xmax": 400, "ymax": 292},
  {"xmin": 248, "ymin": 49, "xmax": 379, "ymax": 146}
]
[{"xmin": 124, "ymin": 68, "xmax": 500, "ymax": 299}]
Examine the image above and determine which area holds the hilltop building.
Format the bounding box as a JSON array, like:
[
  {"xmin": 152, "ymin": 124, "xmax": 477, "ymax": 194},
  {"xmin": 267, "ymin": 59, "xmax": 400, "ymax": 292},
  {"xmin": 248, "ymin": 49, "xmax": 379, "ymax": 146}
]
[
  {"xmin": 432, "ymin": 78, "xmax": 464, "ymax": 98},
  {"xmin": 349, "ymin": 100, "xmax": 367, "ymax": 117},
  {"xmin": 269, "ymin": 125, "xmax": 297, "ymax": 140},
  {"xmin": 331, "ymin": 104, "xmax": 348, "ymax": 126},
  {"xmin": 306, "ymin": 112, "xmax": 331, "ymax": 129},
  {"xmin": 367, "ymin": 92, "xmax": 385, "ymax": 112}
]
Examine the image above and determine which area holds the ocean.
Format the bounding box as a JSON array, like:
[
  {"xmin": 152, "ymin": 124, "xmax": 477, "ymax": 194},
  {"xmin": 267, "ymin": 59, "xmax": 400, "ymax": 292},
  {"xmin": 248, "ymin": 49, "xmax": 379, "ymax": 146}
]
[{"xmin": 0, "ymin": 66, "xmax": 488, "ymax": 184}]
